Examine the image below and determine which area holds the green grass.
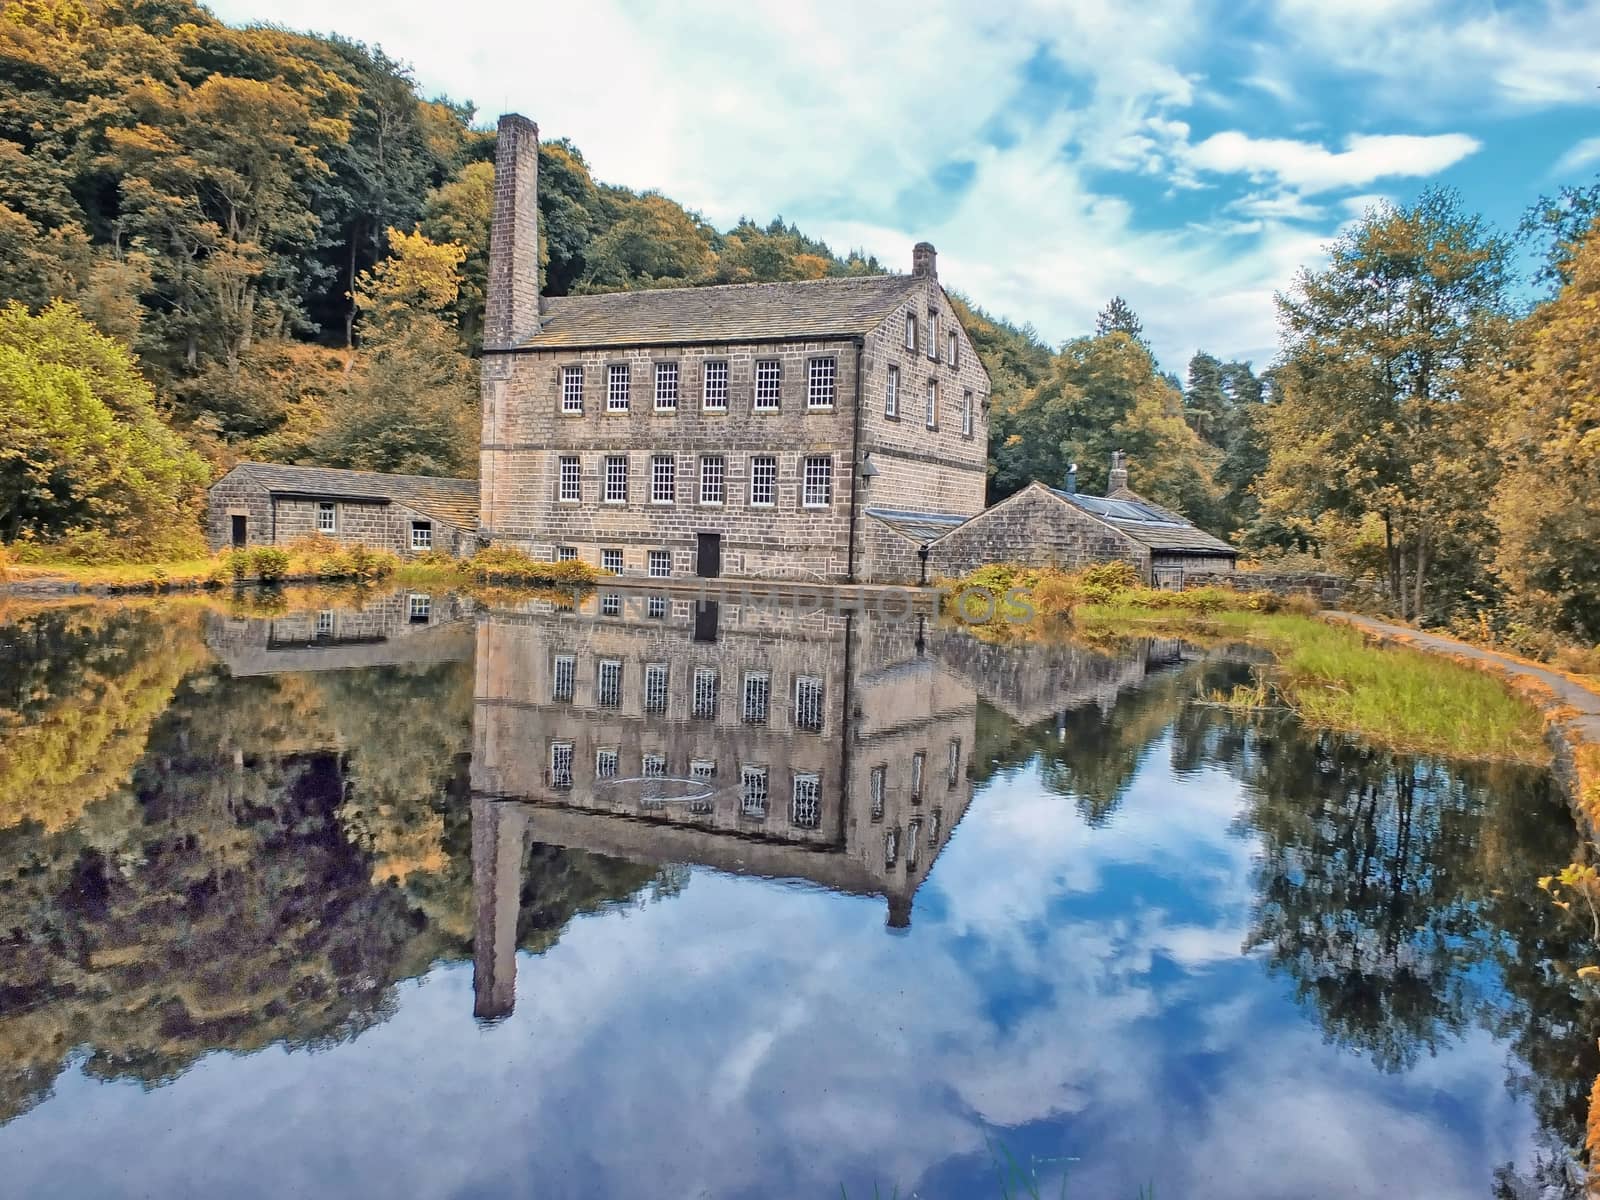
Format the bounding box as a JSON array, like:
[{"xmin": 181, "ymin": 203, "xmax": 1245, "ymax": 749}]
[{"xmin": 1079, "ymin": 603, "xmax": 1549, "ymax": 764}]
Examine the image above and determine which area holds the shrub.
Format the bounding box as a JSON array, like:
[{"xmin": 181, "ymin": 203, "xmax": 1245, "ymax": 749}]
[
  {"xmin": 249, "ymin": 547, "xmax": 290, "ymax": 583},
  {"xmin": 465, "ymin": 546, "xmax": 603, "ymax": 586}
]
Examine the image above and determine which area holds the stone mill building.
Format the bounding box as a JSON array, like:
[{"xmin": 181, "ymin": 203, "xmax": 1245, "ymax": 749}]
[{"xmin": 478, "ymin": 113, "xmax": 992, "ymax": 583}]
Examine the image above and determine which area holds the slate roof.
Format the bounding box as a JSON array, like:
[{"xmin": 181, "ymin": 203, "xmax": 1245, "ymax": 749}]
[
  {"xmin": 521, "ymin": 275, "xmax": 923, "ymax": 348},
  {"xmin": 1047, "ymin": 487, "xmax": 1237, "ymax": 556},
  {"xmin": 221, "ymin": 463, "xmax": 479, "ymax": 531},
  {"xmin": 864, "ymin": 507, "xmax": 971, "ymax": 546}
]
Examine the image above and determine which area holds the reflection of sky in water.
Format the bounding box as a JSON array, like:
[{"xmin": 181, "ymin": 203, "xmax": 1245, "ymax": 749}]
[{"xmin": 6, "ymin": 731, "xmax": 1549, "ymax": 1199}]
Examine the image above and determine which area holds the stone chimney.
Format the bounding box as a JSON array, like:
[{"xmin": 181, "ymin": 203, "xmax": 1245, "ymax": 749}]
[
  {"xmin": 912, "ymin": 241, "xmax": 937, "ymax": 280},
  {"xmin": 1108, "ymin": 450, "xmax": 1129, "ymax": 495},
  {"xmin": 484, "ymin": 113, "xmax": 540, "ymax": 350},
  {"xmin": 471, "ymin": 795, "xmax": 527, "ymax": 1022}
]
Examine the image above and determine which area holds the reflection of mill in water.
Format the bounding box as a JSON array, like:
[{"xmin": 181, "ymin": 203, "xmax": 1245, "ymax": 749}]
[{"xmin": 465, "ymin": 588, "xmax": 1195, "ymax": 1022}]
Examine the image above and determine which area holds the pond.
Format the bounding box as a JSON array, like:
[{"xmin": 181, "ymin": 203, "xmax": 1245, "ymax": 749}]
[{"xmin": 0, "ymin": 586, "xmax": 1594, "ymax": 1199}]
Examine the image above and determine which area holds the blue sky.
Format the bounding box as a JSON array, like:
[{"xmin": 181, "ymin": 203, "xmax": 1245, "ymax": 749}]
[{"xmin": 210, "ymin": 0, "xmax": 1600, "ymax": 372}]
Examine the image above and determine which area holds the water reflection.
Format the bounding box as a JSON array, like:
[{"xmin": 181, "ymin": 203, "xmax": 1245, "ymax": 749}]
[{"xmin": 0, "ymin": 589, "xmax": 1595, "ymax": 1197}]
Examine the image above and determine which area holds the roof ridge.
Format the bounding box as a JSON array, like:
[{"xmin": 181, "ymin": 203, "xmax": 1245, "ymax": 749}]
[{"xmin": 545, "ymin": 273, "xmax": 912, "ymax": 305}]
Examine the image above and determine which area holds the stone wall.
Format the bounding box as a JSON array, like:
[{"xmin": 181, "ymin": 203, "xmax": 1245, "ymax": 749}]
[
  {"xmin": 857, "ymin": 516, "xmax": 927, "ymax": 585},
  {"xmin": 205, "ymin": 472, "xmax": 271, "ymax": 551},
  {"xmin": 1184, "ymin": 568, "xmax": 1349, "ymax": 607},
  {"xmin": 925, "ymin": 484, "xmax": 1147, "ymax": 579}
]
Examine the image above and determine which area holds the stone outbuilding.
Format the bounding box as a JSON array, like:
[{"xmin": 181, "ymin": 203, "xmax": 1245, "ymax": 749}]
[
  {"xmin": 206, "ymin": 462, "xmax": 478, "ymax": 558},
  {"xmin": 862, "ymin": 452, "xmax": 1239, "ymax": 586}
]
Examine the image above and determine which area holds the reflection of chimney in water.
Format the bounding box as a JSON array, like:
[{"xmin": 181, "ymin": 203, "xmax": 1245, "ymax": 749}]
[
  {"xmin": 472, "ymin": 795, "xmax": 528, "ymax": 1023},
  {"xmin": 887, "ymin": 893, "xmax": 913, "ymax": 930}
]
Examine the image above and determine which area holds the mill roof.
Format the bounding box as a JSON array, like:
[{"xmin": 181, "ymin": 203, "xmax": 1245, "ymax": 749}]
[
  {"xmin": 864, "ymin": 507, "xmax": 971, "ymax": 546},
  {"xmin": 220, "ymin": 462, "xmax": 479, "ymax": 531},
  {"xmin": 519, "ymin": 274, "xmax": 924, "ymax": 348},
  {"xmin": 1046, "ymin": 487, "xmax": 1237, "ymax": 556}
]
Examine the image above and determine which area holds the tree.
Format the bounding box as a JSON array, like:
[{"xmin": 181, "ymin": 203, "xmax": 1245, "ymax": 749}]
[
  {"xmin": 1488, "ymin": 218, "xmax": 1600, "ymax": 642},
  {"xmin": 1258, "ymin": 189, "xmax": 1511, "ymax": 621},
  {"xmin": 421, "ymin": 161, "xmax": 493, "ymax": 346},
  {"xmin": 0, "ymin": 300, "xmax": 208, "ymax": 551},
  {"xmin": 1094, "ymin": 295, "xmax": 1146, "ymax": 345},
  {"xmin": 1183, "ymin": 352, "xmax": 1269, "ymax": 534},
  {"xmin": 310, "ymin": 228, "xmax": 476, "ymax": 476}
]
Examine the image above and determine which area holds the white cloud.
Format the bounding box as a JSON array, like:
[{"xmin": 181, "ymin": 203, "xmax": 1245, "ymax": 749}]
[
  {"xmin": 1555, "ymin": 136, "xmax": 1600, "ymax": 178},
  {"xmin": 1185, "ymin": 131, "xmax": 1482, "ymax": 193}
]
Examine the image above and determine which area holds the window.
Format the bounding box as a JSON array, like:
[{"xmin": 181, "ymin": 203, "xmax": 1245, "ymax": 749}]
[
  {"xmin": 924, "ymin": 380, "xmax": 938, "ymax": 429},
  {"xmin": 643, "ymin": 753, "xmax": 666, "ymax": 779},
  {"xmin": 648, "ymin": 549, "xmax": 671, "ymax": 578},
  {"xmin": 552, "ymin": 654, "xmax": 576, "ymax": 701},
  {"xmin": 962, "ymin": 390, "xmax": 974, "ymax": 437},
  {"xmin": 604, "ymin": 456, "xmax": 628, "ymax": 504},
  {"xmin": 408, "ymin": 594, "xmax": 431, "ymax": 624},
  {"xmin": 802, "ymin": 456, "xmax": 832, "ymax": 508},
  {"xmin": 597, "ymin": 659, "xmax": 622, "ymax": 708},
  {"xmin": 550, "ymin": 742, "xmax": 574, "ymax": 789},
  {"xmin": 607, "ymin": 363, "xmax": 630, "ymax": 411},
  {"xmin": 690, "ymin": 759, "xmax": 717, "ymax": 781},
  {"xmin": 644, "ymin": 663, "xmax": 669, "ymax": 713},
  {"xmin": 792, "ymin": 774, "xmax": 821, "ymax": 828},
  {"xmin": 870, "ymin": 765, "xmax": 886, "ymax": 821},
  {"xmin": 807, "ymin": 357, "xmax": 836, "ymax": 408},
  {"xmin": 911, "ymin": 751, "xmax": 925, "ymax": 802},
  {"xmin": 654, "ymin": 361, "xmax": 679, "ymax": 410},
  {"xmin": 692, "ymin": 667, "xmax": 718, "ymax": 719},
  {"xmin": 742, "ymin": 672, "xmax": 770, "ymax": 724},
  {"xmin": 601, "ymin": 548, "xmax": 623, "ymax": 573},
  {"xmin": 927, "ymin": 311, "xmax": 939, "ymax": 361},
  {"xmin": 906, "ymin": 818, "xmax": 922, "ymax": 869},
  {"xmin": 559, "ymin": 455, "xmax": 581, "ymax": 502},
  {"xmin": 930, "ymin": 808, "xmax": 942, "ymax": 846},
  {"xmin": 794, "ymin": 675, "xmax": 824, "ymax": 732},
  {"xmin": 561, "ymin": 365, "xmax": 584, "ymax": 413},
  {"xmin": 315, "ymin": 610, "xmax": 334, "ymax": 638},
  {"xmin": 948, "ymin": 738, "xmax": 962, "ymax": 785},
  {"xmin": 557, "ymin": 546, "xmax": 577, "ymax": 562},
  {"xmin": 885, "ymin": 365, "xmax": 899, "ymax": 418},
  {"xmin": 754, "ymin": 359, "xmax": 781, "ymax": 411},
  {"xmin": 702, "ymin": 360, "xmax": 728, "ymax": 411},
  {"xmin": 948, "ymin": 330, "xmax": 959, "ymax": 367},
  {"xmin": 596, "ymin": 747, "xmax": 619, "ymax": 779},
  {"xmin": 741, "ymin": 766, "xmax": 768, "ymax": 818},
  {"xmin": 651, "ymin": 455, "xmax": 675, "ymax": 504},
  {"xmin": 646, "ymin": 594, "xmax": 668, "ymax": 619},
  {"xmin": 700, "ymin": 455, "xmax": 725, "ymax": 505},
  {"xmin": 904, "ymin": 311, "xmax": 917, "ymax": 351},
  {"xmin": 884, "ymin": 826, "xmax": 898, "ymax": 868},
  {"xmin": 410, "ymin": 522, "xmax": 432, "ymax": 551},
  {"xmin": 317, "ymin": 501, "xmax": 336, "ymax": 533},
  {"xmin": 749, "ymin": 455, "xmax": 777, "ymax": 506},
  {"xmin": 601, "ymin": 591, "xmax": 621, "ymax": 617}
]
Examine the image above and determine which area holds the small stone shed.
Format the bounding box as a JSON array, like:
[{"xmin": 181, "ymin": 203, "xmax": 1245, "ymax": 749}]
[
  {"xmin": 860, "ymin": 456, "xmax": 1238, "ymax": 586},
  {"xmin": 207, "ymin": 462, "xmax": 479, "ymax": 558}
]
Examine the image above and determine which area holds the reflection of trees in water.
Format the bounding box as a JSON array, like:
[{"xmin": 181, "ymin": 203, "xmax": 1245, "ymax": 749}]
[
  {"xmin": 984, "ymin": 651, "xmax": 1598, "ymax": 1188},
  {"xmin": 0, "ymin": 607, "xmax": 667, "ymax": 1126}
]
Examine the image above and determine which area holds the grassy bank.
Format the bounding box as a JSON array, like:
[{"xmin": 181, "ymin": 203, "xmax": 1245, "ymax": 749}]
[{"xmin": 940, "ymin": 563, "xmax": 1549, "ymax": 765}]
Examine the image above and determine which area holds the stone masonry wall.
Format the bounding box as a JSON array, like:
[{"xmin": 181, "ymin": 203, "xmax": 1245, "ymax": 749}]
[
  {"xmin": 481, "ymin": 337, "xmax": 863, "ymax": 581},
  {"xmin": 857, "ymin": 515, "xmax": 927, "ymax": 585},
  {"xmin": 926, "ymin": 485, "xmax": 1147, "ymax": 579},
  {"xmin": 205, "ymin": 471, "xmax": 271, "ymax": 551},
  {"xmin": 1185, "ymin": 568, "xmax": 1349, "ymax": 607}
]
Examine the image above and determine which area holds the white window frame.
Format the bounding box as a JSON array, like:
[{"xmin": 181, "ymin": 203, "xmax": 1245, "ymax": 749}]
[
  {"xmin": 646, "ymin": 595, "xmax": 668, "ymax": 619},
  {"xmin": 557, "ymin": 546, "xmax": 577, "ymax": 562},
  {"xmin": 904, "ymin": 311, "xmax": 917, "ymax": 352},
  {"xmin": 317, "ymin": 501, "xmax": 336, "ymax": 534},
  {"xmin": 558, "ymin": 455, "xmax": 581, "ymax": 503},
  {"xmin": 699, "ymin": 455, "xmax": 725, "ymax": 506},
  {"xmin": 315, "ymin": 610, "xmax": 335, "ymax": 638},
  {"xmin": 742, "ymin": 672, "xmax": 770, "ymax": 724},
  {"xmin": 962, "ymin": 389, "xmax": 974, "ymax": 437},
  {"xmin": 794, "ymin": 674, "xmax": 824, "ymax": 732},
  {"xmin": 885, "ymin": 825, "xmax": 898, "ymax": 868},
  {"xmin": 654, "ymin": 361, "xmax": 679, "ymax": 411},
  {"xmin": 690, "ymin": 759, "xmax": 717, "ymax": 781},
  {"xmin": 604, "ymin": 455, "xmax": 628, "ymax": 504},
  {"xmin": 410, "ymin": 522, "xmax": 432, "ymax": 551},
  {"xmin": 651, "ymin": 455, "xmax": 675, "ymax": 505},
  {"xmin": 702, "ymin": 360, "xmax": 728, "ymax": 411},
  {"xmin": 561, "ymin": 365, "xmax": 584, "ymax": 414},
  {"xmin": 947, "ymin": 330, "xmax": 958, "ymax": 367},
  {"xmin": 596, "ymin": 659, "xmax": 622, "ymax": 709},
  {"xmin": 870, "ymin": 764, "xmax": 886, "ymax": 820},
  {"xmin": 807, "ymin": 357, "xmax": 836, "ymax": 409},
  {"xmin": 885, "ymin": 364, "xmax": 899, "ymax": 418},
  {"xmin": 749, "ymin": 455, "xmax": 777, "ymax": 507},
  {"xmin": 648, "ymin": 549, "xmax": 672, "ymax": 579},
  {"xmin": 754, "ymin": 359, "xmax": 781, "ymax": 411},
  {"xmin": 601, "ymin": 548, "xmax": 623, "ymax": 573},
  {"xmin": 607, "ymin": 363, "xmax": 630, "ymax": 412},
  {"xmin": 911, "ymin": 751, "xmax": 925, "ymax": 801},
  {"xmin": 596, "ymin": 747, "xmax": 619, "ymax": 779},
  {"xmin": 552, "ymin": 654, "xmax": 576, "ymax": 701},
  {"xmin": 741, "ymin": 765, "xmax": 769, "ymax": 818},
  {"xmin": 924, "ymin": 380, "xmax": 938, "ymax": 430},
  {"xmin": 643, "ymin": 753, "xmax": 667, "ymax": 779},
  {"xmin": 791, "ymin": 774, "xmax": 821, "ymax": 829},
  {"xmin": 600, "ymin": 591, "xmax": 621, "ymax": 617},
  {"xmin": 906, "ymin": 817, "xmax": 921, "ymax": 869},
  {"xmin": 644, "ymin": 663, "xmax": 669, "ymax": 713},
  {"xmin": 550, "ymin": 741, "xmax": 574, "ymax": 789},
  {"xmin": 948, "ymin": 738, "xmax": 962, "ymax": 785},
  {"xmin": 408, "ymin": 593, "xmax": 431, "ymax": 623},
  {"xmin": 927, "ymin": 310, "xmax": 939, "ymax": 361},
  {"xmin": 802, "ymin": 456, "xmax": 832, "ymax": 509},
  {"xmin": 692, "ymin": 667, "xmax": 718, "ymax": 720}
]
